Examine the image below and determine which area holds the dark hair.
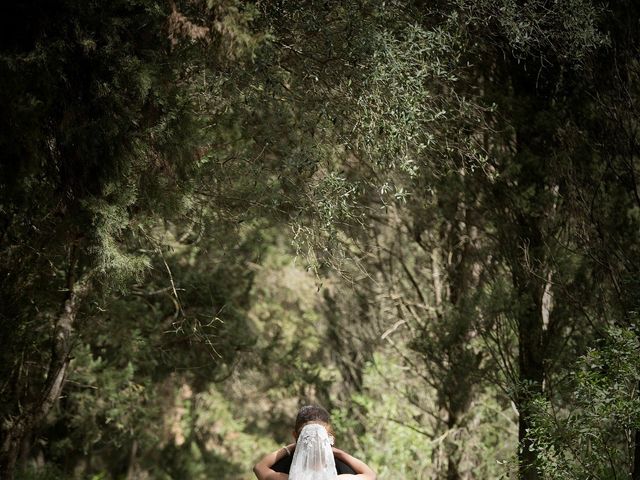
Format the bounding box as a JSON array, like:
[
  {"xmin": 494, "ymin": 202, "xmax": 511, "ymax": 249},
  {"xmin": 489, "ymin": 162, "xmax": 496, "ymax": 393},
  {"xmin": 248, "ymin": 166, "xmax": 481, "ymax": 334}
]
[{"xmin": 294, "ymin": 405, "xmax": 331, "ymax": 434}]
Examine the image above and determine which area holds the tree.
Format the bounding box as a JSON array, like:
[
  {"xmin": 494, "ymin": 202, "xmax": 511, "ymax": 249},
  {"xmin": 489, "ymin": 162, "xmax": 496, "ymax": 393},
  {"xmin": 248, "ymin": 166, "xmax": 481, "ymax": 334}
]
[
  {"xmin": 2, "ymin": 1, "xmax": 639, "ymax": 478},
  {"xmin": 0, "ymin": 0, "xmax": 266, "ymax": 475},
  {"xmin": 530, "ymin": 326, "xmax": 640, "ymax": 479}
]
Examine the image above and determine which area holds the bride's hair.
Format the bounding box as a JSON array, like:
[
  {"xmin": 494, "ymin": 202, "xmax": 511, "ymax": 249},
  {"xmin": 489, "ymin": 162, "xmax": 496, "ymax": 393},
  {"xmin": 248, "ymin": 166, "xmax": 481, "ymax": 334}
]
[{"xmin": 294, "ymin": 405, "xmax": 335, "ymax": 437}]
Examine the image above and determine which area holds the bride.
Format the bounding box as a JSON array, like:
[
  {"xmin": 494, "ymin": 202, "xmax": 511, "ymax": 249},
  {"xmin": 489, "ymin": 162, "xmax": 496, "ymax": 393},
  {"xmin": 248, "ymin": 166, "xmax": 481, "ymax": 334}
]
[{"xmin": 253, "ymin": 406, "xmax": 376, "ymax": 480}]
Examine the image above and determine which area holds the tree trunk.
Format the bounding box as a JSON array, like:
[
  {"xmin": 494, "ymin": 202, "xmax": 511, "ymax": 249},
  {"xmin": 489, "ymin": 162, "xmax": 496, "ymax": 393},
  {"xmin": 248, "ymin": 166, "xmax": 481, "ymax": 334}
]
[
  {"xmin": 126, "ymin": 440, "xmax": 138, "ymax": 480},
  {"xmin": 445, "ymin": 433, "xmax": 461, "ymax": 480},
  {"xmin": 633, "ymin": 379, "xmax": 640, "ymax": 480},
  {"xmin": 511, "ymin": 219, "xmax": 546, "ymax": 480},
  {"xmin": 516, "ymin": 302, "xmax": 544, "ymax": 480},
  {"xmin": 504, "ymin": 52, "xmax": 556, "ymax": 479},
  {"xmin": 0, "ymin": 276, "xmax": 90, "ymax": 479}
]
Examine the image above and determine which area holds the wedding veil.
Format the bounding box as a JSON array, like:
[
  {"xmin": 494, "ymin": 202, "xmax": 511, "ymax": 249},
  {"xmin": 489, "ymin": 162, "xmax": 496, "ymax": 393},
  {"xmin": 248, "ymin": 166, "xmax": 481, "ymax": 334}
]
[{"xmin": 289, "ymin": 423, "xmax": 338, "ymax": 480}]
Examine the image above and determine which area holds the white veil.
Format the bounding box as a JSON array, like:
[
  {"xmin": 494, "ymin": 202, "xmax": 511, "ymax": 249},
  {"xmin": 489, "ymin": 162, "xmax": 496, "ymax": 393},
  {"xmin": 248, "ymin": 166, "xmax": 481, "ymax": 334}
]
[{"xmin": 289, "ymin": 423, "xmax": 338, "ymax": 480}]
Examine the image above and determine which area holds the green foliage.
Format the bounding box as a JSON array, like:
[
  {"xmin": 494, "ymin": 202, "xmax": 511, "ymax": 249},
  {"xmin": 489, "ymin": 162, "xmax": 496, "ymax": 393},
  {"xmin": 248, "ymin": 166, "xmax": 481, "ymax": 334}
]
[
  {"xmin": 62, "ymin": 346, "xmax": 153, "ymax": 452},
  {"xmin": 461, "ymin": 0, "xmax": 609, "ymax": 64},
  {"xmin": 529, "ymin": 326, "xmax": 640, "ymax": 479},
  {"xmin": 2, "ymin": 1, "xmax": 640, "ymax": 480},
  {"xmin": 334, "ymin": 355, "xmax": 436, "ymax": 478},
  {"xmin": 331, "ymin": 352, "xmax": 517, "ymax": 479}
]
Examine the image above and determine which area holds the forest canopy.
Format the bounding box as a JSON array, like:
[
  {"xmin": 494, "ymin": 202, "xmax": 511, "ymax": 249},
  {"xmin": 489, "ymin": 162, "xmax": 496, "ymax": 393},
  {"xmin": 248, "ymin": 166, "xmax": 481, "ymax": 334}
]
[{"xmin": 0, "ymin": 0, "xmax": 639, "ymax": 479}]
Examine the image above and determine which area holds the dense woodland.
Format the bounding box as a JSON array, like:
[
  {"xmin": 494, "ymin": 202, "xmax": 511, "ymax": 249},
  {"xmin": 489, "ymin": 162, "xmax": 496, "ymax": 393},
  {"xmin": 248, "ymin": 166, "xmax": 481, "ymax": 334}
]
[{"xmin": 1, "ymin": 0, "xmax": 639, "ymax": 479}]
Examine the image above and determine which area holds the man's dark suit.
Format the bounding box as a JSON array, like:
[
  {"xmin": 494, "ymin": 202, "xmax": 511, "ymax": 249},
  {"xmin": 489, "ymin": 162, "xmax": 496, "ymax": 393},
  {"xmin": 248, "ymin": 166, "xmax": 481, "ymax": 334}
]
[{"xmin": 272, "ymin": 453, "xmax": 356, "ymax": 474}]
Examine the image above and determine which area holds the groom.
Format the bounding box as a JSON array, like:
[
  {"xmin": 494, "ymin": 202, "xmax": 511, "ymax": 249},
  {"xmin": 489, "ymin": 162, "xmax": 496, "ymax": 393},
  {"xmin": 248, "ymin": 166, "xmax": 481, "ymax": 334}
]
[{"xmin": 271, "ymin": 405, "xmax": 356, "ymax": 475}]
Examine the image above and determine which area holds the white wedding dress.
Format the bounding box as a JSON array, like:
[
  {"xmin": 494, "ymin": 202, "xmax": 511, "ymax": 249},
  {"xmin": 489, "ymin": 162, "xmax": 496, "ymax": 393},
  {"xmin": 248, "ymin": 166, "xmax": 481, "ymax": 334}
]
[{"xmin": 289, "ymin": 423, "xmax": 338, "ymax": 480}]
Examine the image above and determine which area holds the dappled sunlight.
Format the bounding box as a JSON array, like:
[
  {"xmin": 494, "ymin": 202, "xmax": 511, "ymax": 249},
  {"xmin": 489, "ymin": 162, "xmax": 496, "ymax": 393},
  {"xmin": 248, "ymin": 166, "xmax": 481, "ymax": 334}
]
[{"xmin": 1, "ymin": 1, "xmax": 639, "ymax": 479}]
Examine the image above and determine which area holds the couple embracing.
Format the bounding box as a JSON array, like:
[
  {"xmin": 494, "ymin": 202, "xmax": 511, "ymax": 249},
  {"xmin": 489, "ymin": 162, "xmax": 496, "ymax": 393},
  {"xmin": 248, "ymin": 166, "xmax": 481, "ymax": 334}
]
[{"xmin": 253, "ymin": 405, "xmax": 377, "ymax": 480}]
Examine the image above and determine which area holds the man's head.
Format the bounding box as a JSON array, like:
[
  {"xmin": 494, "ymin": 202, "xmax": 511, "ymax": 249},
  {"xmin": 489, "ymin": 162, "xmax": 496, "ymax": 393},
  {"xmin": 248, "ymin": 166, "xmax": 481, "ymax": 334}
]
[{"xmin": 293, "ymin": 404, "xmax": 333, "ymax": 439}]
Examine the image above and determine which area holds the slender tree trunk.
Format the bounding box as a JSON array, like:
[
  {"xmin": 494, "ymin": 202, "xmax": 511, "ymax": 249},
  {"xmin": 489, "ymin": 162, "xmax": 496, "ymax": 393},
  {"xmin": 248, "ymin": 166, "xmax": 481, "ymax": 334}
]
[
  {"xmin": 634, "ymin": 431, "xmax": 640, "ymax": 480},
  {"xmin": 126, "ymin": 440, "xmax": 138, "ymax": 480},
  {"xmin": 323, "ymin": 289, "xmax": 371, "ymax": 397},
  {"xmin": 633, "ymin": 379, "xmax": 640, "ymax": 480},
  {"xmin": 504, "ymin": 53, "xmax": 556, "ymax": 479},
  {"xmin": 516, "ymin": 295, "xmax": 544, "ymax": 480},
  {"xmin": 445, "ymin": 432, "xmax": 461, "ymax": 480},
  {"xmin": 511, "ymin": 218, "xmax": 546, "ymax": 480},
  {"xmin": 0, "ymin": 275, "xmax": 90, "ymax": 479}
]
